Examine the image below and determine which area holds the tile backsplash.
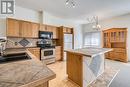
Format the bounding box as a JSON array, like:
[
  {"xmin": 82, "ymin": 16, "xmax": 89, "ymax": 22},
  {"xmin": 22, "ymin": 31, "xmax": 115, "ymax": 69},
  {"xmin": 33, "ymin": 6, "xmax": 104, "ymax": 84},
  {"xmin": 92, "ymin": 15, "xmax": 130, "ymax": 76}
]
[{"xmin": 6, "ymin": 38, "xmax": 39, "ymax": 48}]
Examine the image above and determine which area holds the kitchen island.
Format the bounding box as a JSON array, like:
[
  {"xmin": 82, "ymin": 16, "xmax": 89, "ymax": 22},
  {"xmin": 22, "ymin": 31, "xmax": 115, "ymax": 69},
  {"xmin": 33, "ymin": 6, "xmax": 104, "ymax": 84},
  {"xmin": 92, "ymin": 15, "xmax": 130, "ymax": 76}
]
[
  {"xmin": 0, "ymin": 50, "xmax": 56, "ymax": 87},
  {"xmin": 66, "ymin": 47, "xmax": 112, "ymax": 87}
]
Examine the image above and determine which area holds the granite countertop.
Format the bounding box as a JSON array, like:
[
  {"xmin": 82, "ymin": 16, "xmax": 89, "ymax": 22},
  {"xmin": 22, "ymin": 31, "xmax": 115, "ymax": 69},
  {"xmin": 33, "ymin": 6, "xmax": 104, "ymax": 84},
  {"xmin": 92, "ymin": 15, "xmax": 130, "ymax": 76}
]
[
  {"xmin": 65, "ymin": 47, "xmax": 112, "ymax": 57},
  {"xmin": 0, "ymin": 50, "xmax": 56, "ymax": 87}
]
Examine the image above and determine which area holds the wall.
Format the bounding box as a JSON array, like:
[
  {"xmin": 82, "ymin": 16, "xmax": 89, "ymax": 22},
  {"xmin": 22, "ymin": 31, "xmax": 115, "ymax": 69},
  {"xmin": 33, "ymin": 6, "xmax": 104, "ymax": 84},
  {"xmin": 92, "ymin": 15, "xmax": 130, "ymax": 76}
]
[
  {"xmin": 43, "ymin": 11, "xmax": 83, "ymax": 49},
  {"xmin": 0, "ymin": 5, "xmax": 41, "ymax": 37},
  {"xmin": 82, "ymin": 13, "xmax": 130, "ymax": 60}
]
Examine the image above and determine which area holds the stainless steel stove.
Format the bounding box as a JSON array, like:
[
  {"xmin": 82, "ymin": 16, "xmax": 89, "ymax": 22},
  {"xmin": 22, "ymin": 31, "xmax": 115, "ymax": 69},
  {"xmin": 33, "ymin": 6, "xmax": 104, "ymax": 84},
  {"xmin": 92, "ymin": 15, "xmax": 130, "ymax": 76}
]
[{"xmin": 37, "ymin": 39, "xmax": 56, "ymax": 65}]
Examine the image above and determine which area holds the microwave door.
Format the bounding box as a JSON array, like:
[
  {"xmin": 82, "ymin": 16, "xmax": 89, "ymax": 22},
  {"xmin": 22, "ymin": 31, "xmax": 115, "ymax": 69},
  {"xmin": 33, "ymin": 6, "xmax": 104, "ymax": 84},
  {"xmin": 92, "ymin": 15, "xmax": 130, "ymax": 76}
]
[{"xmin": 39, "ymin": 31, "xmax": 53, "ymax": 39}]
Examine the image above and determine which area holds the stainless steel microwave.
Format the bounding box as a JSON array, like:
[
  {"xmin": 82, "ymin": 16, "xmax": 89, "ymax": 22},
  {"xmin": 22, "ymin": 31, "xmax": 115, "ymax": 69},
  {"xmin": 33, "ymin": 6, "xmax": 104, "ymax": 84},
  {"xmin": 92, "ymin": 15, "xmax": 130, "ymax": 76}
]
[{"xmin": 39, "ymin": 31, "xmax": 53, "ymax": 39}]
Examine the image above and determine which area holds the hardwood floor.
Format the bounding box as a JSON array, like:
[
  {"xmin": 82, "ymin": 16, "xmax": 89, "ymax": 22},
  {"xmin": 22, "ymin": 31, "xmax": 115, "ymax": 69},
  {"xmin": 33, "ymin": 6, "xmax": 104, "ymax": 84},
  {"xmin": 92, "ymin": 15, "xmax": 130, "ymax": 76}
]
[{"xmin": 47, "ymin": 61, "xmax": 80, "ymax": 87}]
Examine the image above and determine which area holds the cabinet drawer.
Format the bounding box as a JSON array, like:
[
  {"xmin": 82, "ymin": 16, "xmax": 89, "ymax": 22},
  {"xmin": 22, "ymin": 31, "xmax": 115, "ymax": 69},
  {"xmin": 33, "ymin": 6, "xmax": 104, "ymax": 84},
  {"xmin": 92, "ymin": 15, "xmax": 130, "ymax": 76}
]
[
  {"xmin": 115, "ymin": 52, "xmax": 126, "ymax": 59},
  {"xmin": 114, "ymin": 49, "xmax": 126, "ymax": 53}
]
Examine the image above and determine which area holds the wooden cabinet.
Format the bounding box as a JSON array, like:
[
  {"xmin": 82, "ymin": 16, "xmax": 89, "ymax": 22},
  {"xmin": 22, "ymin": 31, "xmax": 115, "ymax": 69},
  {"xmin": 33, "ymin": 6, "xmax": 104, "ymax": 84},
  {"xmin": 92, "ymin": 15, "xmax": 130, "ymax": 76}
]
[
  {"xmin": 103, "ymin": 28, "xmax": 127, "ymax": 62},
  {"xmin": 28, "ymin": 48, "xmax": 40, "ymax": 60},
  {"xmin": 7, "ymin": 18, "xmax": 59, "ymax": 39},
  {"xmin": 20, "ymin": 21, "xmax": 40, "ymax": 38},
  {"xmin": 40, "ymin": 24, "xmax": 46, "ymax": 31},
  {"xmin": 52, "ymin": 27, "xmax": 58, "ymax": 39},
  {"xmin": 103, "ymin": 31, "xmax": 111, "ymax": 48},
  {"xmin": 7, "ymin": 18, "xmax": 40, "ymax": 38},
  {"xmin": 31, "ymin": 23, "xmax": 40, "ymax": 38},
  {"xmin": 46, "ymin": 25, "xmax": 53, "ymax": 32},
  {"xmin": 63, "ymin": 27, "xmax": 73, "ymax": 34},
  {"xmin": 57, "ymin": 26, "xmax": 74, "ymax": 61},
  {"xmin": 46, "ymin": 25, "xmax": 59, "ymax": 39},
  {"xmin": 110, "ymin": 30, "xmax": 126, "ymax": 43},
  {"xmin": 20, "ymin": 21, "xmax": 32, "ymax": 38},
  {"xmin": 55, "ymin": 46, "xmax": 61, "ymax": 61},
  {"xmin": 7, "ymin": 18, "xmax": 20, "ymax": 37}
]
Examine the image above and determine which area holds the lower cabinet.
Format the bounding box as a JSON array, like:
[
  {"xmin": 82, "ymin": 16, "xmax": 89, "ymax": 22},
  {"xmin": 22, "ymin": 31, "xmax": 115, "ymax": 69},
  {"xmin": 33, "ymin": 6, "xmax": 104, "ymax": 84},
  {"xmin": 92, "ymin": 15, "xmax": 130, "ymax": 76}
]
[
  {"xmin": 27, "ymin": 48, "xmax": 40, "ymax": 60},
  {"xmin": 105, "ymin": 48, "xmax": 127, "ymax": 62},
  {"xmin": 55, "ymin": 46, "xmax": 61, "ymax": 61}
]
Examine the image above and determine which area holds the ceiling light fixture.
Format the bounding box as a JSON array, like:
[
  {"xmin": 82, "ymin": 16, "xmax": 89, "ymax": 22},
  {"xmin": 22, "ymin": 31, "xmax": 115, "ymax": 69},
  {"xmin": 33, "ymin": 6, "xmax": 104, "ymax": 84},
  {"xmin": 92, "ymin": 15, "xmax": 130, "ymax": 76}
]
[
  {"xmin": 65, "ymin": 0, "xmax": 76, "ymax": 8},
  {"xmin": 66, "ymin": 0, "xmax": 69, "ymax": 5},
  {"xmin": 87, "ymin": 16, "xmax": 101, "ymax": 31}
]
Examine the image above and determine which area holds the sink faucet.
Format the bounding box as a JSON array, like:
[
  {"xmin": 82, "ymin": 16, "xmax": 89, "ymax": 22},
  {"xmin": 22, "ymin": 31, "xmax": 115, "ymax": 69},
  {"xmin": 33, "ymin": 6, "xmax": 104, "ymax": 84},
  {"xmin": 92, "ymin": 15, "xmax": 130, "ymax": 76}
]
[
  {"xmin": 0, "ymin": 43, "xmax": 5, "ymax": 56},
  {"xmin": 0, "ymin": 39, "xmax": 7, "ymax": 56}
]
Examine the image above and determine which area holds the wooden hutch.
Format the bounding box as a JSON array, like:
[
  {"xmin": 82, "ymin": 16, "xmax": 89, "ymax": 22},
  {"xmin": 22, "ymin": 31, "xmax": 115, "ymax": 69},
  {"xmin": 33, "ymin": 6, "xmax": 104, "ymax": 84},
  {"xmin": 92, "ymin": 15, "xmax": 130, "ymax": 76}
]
[{"xmin": 103, "ymin": 28, "xmax": 127, "ymax": 62}]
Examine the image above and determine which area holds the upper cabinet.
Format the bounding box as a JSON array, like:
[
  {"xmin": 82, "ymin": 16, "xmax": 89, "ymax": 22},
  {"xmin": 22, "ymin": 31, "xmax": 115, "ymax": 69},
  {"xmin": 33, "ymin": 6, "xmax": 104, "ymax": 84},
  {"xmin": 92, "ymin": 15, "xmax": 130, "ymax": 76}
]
[
  {"xmin": 6, "ymin": 18, "xmax": 61, "ymax": 39},
  {"xmin": 103, "ymin": 28, "xmax": 127, "ymax": 48},
  {"xmin": 110, "ymin": 30, "xmax": 127, "ymax": 43},
  {"xmin": 46, "ymin": 25, "xmax": 53, "ymax": 32},
  {"xmin": 52, "ymin": 27, "xmax": 58, "ymax": 39},
  {"xmin": 20, "ymin": 21, "xmax": 32, "ymax": 38},
  {"xmin": 7, "ymin": 18, "xmax": 20, "ymax": 37},
  {"xmin": 103, "ymin": 31, "xmax": 110, "ymax": 48},
  {"xmin": 31, "ymin": 23, "xmax": 39, "ymax": 38},
  {"xmin": 7, "ymin": 18, "xmax": 40, "ymax": 38},
  {"xmin": 63, "ymin": 27, "xmax": 73, "ymax": 34},
  {"xmin": 46, "ymin": 25, "xmax": 58, "ymax": 39},
  {"xmin": 40, "ymin": 24, "xmax": 46, "ymax": 31}
]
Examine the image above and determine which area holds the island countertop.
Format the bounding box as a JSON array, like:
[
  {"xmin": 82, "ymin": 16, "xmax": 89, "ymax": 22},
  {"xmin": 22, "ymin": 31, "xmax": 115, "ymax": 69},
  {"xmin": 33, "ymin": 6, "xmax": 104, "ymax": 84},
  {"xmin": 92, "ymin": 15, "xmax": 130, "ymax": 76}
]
[
  {"xmin": 0, "ymin": 50, "xmax": 56, "ymax": 87},
  {"xmin": 65, "ymin": 47, "xmax": 112, "ymax": 57}
]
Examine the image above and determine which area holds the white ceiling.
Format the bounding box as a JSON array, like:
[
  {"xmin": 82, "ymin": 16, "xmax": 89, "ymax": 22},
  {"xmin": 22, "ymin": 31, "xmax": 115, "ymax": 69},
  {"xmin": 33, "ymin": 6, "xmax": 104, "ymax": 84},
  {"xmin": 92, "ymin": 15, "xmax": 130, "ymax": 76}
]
[{"xmin": 16, "ymin": 0, "xmax": 130, "ymax": 23}]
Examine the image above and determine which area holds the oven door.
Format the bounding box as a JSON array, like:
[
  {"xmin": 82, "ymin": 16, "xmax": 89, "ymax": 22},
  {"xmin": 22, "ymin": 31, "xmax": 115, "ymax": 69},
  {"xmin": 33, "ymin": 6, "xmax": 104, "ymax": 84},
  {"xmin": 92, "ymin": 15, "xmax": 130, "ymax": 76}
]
[{"xmin": 41, "ymin": 49, "xmax": 55, "ymax": 59}]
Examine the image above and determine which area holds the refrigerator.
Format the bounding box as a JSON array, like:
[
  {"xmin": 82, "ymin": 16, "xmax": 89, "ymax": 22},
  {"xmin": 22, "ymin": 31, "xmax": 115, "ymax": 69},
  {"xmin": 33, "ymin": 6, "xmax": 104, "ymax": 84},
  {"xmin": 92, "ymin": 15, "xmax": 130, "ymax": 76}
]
[{"xmin": 64, "ymin": 34, "xmax": 73, "ymax": 60}]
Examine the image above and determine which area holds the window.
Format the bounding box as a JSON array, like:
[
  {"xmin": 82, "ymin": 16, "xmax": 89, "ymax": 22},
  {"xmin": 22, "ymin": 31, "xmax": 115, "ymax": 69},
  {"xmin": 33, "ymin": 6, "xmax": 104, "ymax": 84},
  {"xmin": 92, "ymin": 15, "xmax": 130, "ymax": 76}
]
[{"xmin": 84, "ymin": 32, "xmax": 101, "ymax": 47}]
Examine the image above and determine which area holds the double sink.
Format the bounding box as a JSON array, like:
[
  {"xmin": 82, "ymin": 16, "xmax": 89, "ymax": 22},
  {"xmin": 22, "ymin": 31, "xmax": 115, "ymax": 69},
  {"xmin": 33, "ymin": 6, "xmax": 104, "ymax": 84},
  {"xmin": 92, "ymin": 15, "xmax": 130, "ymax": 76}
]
[{"xmin": 0, "ymin": 52, "xmax": 31, "ymax": 64}]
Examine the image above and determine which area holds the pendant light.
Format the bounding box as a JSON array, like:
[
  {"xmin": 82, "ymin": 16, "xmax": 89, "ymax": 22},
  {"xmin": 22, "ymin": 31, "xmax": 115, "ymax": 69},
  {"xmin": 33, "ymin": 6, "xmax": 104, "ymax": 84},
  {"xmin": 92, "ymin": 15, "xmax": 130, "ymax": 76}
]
[{"xmin": 87, "ymin": 16, "xmax": 101, "ymax": 31}]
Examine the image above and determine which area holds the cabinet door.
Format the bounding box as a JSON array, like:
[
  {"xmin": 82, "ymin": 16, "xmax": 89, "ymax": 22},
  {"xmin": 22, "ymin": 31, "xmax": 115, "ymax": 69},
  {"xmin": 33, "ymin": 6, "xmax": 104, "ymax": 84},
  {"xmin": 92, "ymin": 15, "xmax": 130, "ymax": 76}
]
[
  {"xmin": 63, "ymin": 27, "xmax": 67, "ymax": 33},
  {"xmin": 46, "ymin": 25, "xmax": 53, "ymax": 32},
  {"xmin": 103, "ymin": 32, "xmax": 110, "ymax": 48},
  {"xmin": 20, "ymin": 21, "xmax": 32, "ymax": 37},
  {"xmin": 28, "ymin": 48, "xmax": 40, "ymax": 60},
  {"xmin": 110, "ymin": 31, "xmax": 116, "ymax": 42},
  {"xmin": 7, "ymin": 18, "xmax": 20, "ymax": 37},
  {"xmin": 119, "ymin": 30, "xmax": 126, "ymax": 42},
  {"xmin": 53, "ymin": 27, "xmax": 58, "ymax": 39},
  {"xmin": 55, "ymin": 46, "xmax": 61, "ymax": 61},
  {"xmin": 67, "ymin": 28, "xmax": 72, "ymax": 33},
  {"xmin": 40, "ymin": 24, "xmax": 46, "ymax": 31},
  {"xmin": 31, "ymin": 23, "xmax": 39, "ymax": 38}
]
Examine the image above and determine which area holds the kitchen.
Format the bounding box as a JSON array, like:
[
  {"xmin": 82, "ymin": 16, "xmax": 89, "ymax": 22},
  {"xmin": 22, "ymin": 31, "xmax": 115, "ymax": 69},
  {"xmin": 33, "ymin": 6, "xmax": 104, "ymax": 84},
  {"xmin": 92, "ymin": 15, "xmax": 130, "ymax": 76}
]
[
  {"xmin": 0, "ymin": 17, "xmax": 75, "ymax": 87},
  {"xmin": 0, "ymin": 0, "xmax": 130, "ymax": 87}
]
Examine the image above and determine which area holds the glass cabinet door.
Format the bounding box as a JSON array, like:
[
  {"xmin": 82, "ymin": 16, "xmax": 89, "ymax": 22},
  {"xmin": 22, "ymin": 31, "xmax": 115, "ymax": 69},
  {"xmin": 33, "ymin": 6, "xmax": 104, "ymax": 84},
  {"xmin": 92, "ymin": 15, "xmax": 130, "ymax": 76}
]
[{"xmin": 103, "ymin": 32, "xmax": 110, "ymax": 48}]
